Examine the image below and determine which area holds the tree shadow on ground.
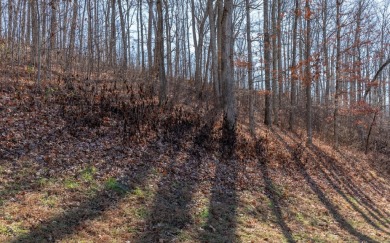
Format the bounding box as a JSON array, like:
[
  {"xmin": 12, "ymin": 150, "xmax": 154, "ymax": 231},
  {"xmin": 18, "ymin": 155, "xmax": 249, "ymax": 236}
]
[
  {"xmin": 309, "ymin": 145, "xmax": 390, "ymax": 234},
  {"xmin": 256, "ymin": 137, "xmax": 295, "ymax": 243},
  {"xmin": 135, "ymin": 120, "xmax": 215, "ymax": 242},
  {"xmin": 9, "ymin": 142, "xmax": 158, "ymax": 243},
  {"xmin": 272, "ymin": 131, "xmax": 381, "ymax": 242},
  {"xmin": 199, "ymin": 121, "xmax": 239, "ymax": 242},
  {"xmin": 280, "ymin": 131, "xmax": 389, "ymax": 225}
]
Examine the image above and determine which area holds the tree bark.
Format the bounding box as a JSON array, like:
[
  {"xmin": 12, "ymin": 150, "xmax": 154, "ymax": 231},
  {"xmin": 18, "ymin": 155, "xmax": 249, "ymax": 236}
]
[
  {"xmin": 271, "ymin": 0, "xmax": 278, "ymax": 125},
  {"xmin": 245, "ymin": 0, "xmax": 254, "ymax": 136},
  {"xmin": 66, "ymin": 0, "xmax": 78, "ymax": 73},
  {"xmin": 334, "ymin": 0, "xmax": 342, "ymax": 148},
  {"xmin": 264, "ymin": 0, "xmax": 272, "ymax": 126},
  {"xmin": 118, "ymin": 0, "xmax": 128, "ymax": 67},
  {"xmin": 305, "ymin": 0, "xmax": 312, "ymax": 145},
  {"xmin": 289, "ymin": 0, "xmax": 299, "ymax": 131},
  {"xmin": 220, "ymin": 0, "xmax": 236, "ymax": 132},
  {"xmin": 156, "ymin": 0, "xmax": 167, "ymax": 104}
]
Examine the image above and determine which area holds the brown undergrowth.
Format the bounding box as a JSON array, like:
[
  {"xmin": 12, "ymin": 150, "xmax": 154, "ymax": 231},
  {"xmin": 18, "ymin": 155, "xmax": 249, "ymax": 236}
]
[{"xmin": 0, "ymin": 73, "xmax": 389, "ymax": 242}]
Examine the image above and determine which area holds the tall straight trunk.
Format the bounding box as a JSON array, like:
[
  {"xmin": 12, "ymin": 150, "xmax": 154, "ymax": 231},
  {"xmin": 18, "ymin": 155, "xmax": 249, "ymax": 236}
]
[
  {"xmin": 139, "ymin": 0, "xmax": 145, "ymax": 70},
  {"xmin": 334, "ymin": 0, "xmax": 342, "ymax": 148},
  {"xmin": 7, "ymin": 0, "xmax": 13, "ymax": 43},
  {"xmin": 104, "ymin": 1, "xmax": 110, "ymax": 64},
  {"xmin": 186, "ymin": 16, "xmax": 192, "ymax": 78},
  {"xmin": 147, "ymin": 0, "xmax": 153, "ymax": 69},
  {"xmin": 208, "ymin": 0, "xmax": 220, "ymax": 101},
  {"xmin": 174, "ymin": 7, "xmax": 180, "ymax": 77},
  {"xmin": 94, "ymin": 2, "xmax": 101, "ymax": 76},
  {"xmin": 220, "ymin": 0, "xmax": 235, "ymax": 131},
  {"xmin": 79, "ymin": 0, "xmax": 86, "ymax": 66},
  {"xmin": 50, "ymin": 1, "xmax": 58, "ymax": 53},
  {"xmin": 322, "ymin": 0, "xmax": 330, "ymax": 107},
  {"xmin": 277, "ymin": 0, "xmax": 283, "ymax": 114},
  {"xmin": 190, "ymin": 0, "xmax": 206, "ymax": 95},
  {"xmin": 118, "ymin": 0, "xmax": 128, "ymax": 67},
  {"xmin": 30, "ymin": 0, "xmax": 38, "ymax": 64},
  {"xmin": 11, "ymin": 0, "xmax": 21, "ymax": 60},
  {"xmin": 87, "ymin": 0, "xmax": 93, "ymax": 76},
  {"xmin": 246, "ymin": 0, "xmax": 254, "ymax": 136},
  {"xmin": 271, "ymin": 0, "xmax": 278, "ymax": 125},
  {"xmin": 26, "ymin": 2, "xmax": 31, "ymax": 45},
  {"xmin": 40, "ymin": 0, "xmax": 46, "ymax": 54},
  {"xmin": 164, "ymin": 1, "xmax": 172, "ymax": 77},
  {"xmin": 110, "ymin": 0, "xmax": 116, "ymax": 66},
  {"xmin": 136, "ymin": 1, "xmax": 141, "ymax": 66},
  {"xmin": 289, "ymin": 0, "xmax": 298, "ymax": 130},
  {"xmin": 0, "ymin": 2, "xmax": 2, "ymax": 37},
  {"xmin": 48, "ymin": 0, "xmax": 58, "ymax": 77},
  {"xmin": 305, "ymin": 0, "xmax": 312, "ymax": 145},
  {"xmin": 156, "ymin": 0, "xmax": 167, "ymax": 104},
  {"xmin": 352, "ymin": 1, "xmax": 362, "ymax": 104},
  {"xmin": 20, "ymin": 0, "xmax": 27, "ymax": 60},
  {"xmin": 216, "ymin": 0, "xmax": 223, "ymax": 95},
  {"xmin": 61, "ymin": 2, "xmax": 69, "ymax": 51},
  {"xmin": 36, "ymin": 0, "xmax": 41, "ymax": 88},
  {"xmin": 264, "ymin": 0, "xmax": 272, "ymax": 126},
  {"xmin": 66, "ymin": 0, "xmax": 78, "ymax": 73}
]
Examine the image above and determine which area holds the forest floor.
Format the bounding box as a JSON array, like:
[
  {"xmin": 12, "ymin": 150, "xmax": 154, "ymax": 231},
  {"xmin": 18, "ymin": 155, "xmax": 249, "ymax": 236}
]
[{"xmin": 0, "ymin": 71, "xmax": 389, "ymax": 242}]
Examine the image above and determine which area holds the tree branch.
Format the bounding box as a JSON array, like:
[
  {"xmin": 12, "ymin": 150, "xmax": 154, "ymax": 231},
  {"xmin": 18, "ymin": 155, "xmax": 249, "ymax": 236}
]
[{"xmin": 363, "ymin": 57, "xmax": 390, "ymax": 100}]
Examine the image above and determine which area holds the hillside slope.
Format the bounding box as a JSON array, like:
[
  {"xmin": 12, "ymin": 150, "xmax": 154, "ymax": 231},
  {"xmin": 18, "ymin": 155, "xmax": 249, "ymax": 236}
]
[{"xmin": 0, "ymin": 78, "xmax": 389, "ymax": 243}]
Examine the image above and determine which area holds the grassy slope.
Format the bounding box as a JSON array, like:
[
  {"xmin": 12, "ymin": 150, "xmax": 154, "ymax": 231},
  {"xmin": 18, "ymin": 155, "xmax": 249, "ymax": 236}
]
[{"xmin": 0, "ymin": 77, "xmax": 389, "ymax": 243}]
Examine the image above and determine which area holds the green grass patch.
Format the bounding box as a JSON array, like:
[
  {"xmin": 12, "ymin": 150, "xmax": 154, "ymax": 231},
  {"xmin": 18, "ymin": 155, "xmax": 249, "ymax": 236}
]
[
  {"xmin": 80, "ymin": 166, "xmax": 97, "ymax": 182},
  {"xmin": 132, "ymin": 186, "xmax": 145, "ymax": 198},
  {"xmin": 64, "ymin": 179, "xmax": 80, "ymax": 190},
  {"xmin": 135, "ymin": 206, "xmax": 149, "ymax": 219},
  {"xmin": 199, "ymin": 207, "xmax": 209, "ymax": 221},
  {"xmin": 105, "ymin": 178, "xmax": 127, "ymax": 194},
  {"xmin": 0, "ymin": 222, "xmax": 29, "ymax": 237},
  {"xmin": 40, "ymin": 194, "xmax": 58, "ymax": 208}
]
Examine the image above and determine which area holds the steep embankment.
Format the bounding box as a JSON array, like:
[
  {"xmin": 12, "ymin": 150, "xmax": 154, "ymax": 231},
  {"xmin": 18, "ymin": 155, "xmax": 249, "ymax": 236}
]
[{"xmin": 0, "ymin": 78, "xmax": 389, "ymax": 242}]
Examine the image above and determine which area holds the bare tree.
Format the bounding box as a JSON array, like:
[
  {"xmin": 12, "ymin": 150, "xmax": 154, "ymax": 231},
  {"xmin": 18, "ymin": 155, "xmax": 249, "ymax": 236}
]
[
  {"xmin": 264, "ymin": 0, "xmax": 272, "ymax": 126},
  {"xmin": 334, "ymin": 0, "xmax": 342, "ymax": 148},
  {"xmin": 289, "ymin": 0, "xmax": 299, "ymax": 131},
  {"xmin": 246, "ymin": 0, "xmax": 254, "ymax": 136},
  {"xmin": 156, "ymin": 0, "xmax": 167, "ymax": 104},
  {"xmin": 305, "ymin": 0, "xmax": 312, "ymax": 145},
  {"xmin": 220, "ymin": 0, "xmax": 236, "ymax": 132}
]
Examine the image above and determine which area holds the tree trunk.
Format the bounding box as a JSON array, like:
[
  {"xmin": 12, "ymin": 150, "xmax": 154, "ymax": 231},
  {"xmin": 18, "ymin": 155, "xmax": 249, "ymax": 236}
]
[
  {"xmin": 264, "ymin": 0, "xmax": 272, "ymax": 126},
  {"xmin": 66, "ymin": 0, "xmax": 78, "ymax": 73},
  {"xmin": 277, "ymin": 0, "xmax": 283, "ymax": 120},
  {"xmin": 208, "ymin": 0, "xmax": 220, "ymax": 102},
  {"xmin": 156, "ymin": 0, "xmax": 167, "ymax": 104},
  {"xmin": 147, "ymin": 0, "xmax": 153, "ymax": 70},
  {"xmin": 322, "ymin": 0, "xmax": 330, "ymax": 107},
  {"xmin": 334, "ymin": 0, "xmax": 342, "ymax": 148},
  {"xmin": 110, "ymin": 0, "xmax": 116, "ymax": 67},
  {"xmin": 118, "ymin": 0, "xmax": 128, "ymax": 67},
  {"xmin": 245, "ymin": 0, "xmax": 254, "ymax": 136},
  {"xmin": 271, "ymin": 0, "xmax": 278, "ymax": 125},
  {"xmin": 139, "ymin": 0, "xmax": 145, "ymax": 71},
  {"xmin": 305, "ymin": 0, "xmax": 312, "ymax": 145},
  {"xmin": 289, "ymin": 0, "xmax": 299, "ymax": 130},
  {"xmin": 30, "ymin": 0, "xmax": 38, "ymax": 64},
  {"xmin": 220, "ymin": 0, "xmax": 236, "ymax": 132}
]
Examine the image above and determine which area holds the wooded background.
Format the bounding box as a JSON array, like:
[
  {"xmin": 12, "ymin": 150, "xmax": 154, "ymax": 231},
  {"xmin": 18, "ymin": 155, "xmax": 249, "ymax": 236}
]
[{"xmin": 0, "ymin": 0, "xmax": 389, "ymax": 151}]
